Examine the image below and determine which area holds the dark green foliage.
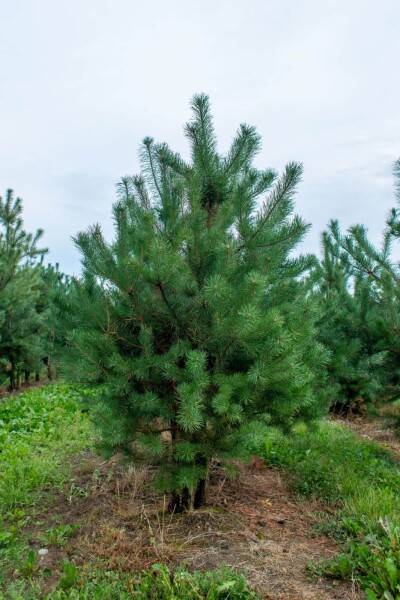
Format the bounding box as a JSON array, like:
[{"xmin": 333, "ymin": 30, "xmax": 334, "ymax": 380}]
[
  {"xmin": 59, "ymin": 95, "xmax": 329, "ymax": 509},
  {"xmin": 39, "ymin": 262, "xmax": 71, "ymax": 379}
]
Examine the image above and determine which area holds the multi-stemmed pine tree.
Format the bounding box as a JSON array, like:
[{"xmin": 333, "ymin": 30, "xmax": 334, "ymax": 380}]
[{"xmin": 62, "ymin": 95, "xmax": 328, "ymax": 511}]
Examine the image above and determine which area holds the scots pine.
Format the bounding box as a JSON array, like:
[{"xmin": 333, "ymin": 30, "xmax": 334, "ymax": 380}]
[
  {"xmin": 313, "ymin": 232, "xmax": 384, "ymax": 411},
  {"xmin": 62, "ymin": 95, "xmax": 328, "ymax": 510},
  {"xmin": 325, "ymin": 158, "xmax": 400, "ymax": 403}
]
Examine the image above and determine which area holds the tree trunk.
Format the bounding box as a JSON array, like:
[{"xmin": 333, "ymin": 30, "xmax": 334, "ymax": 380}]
[
  {"xmin": 168, "ymin": 487, "xmax": 191, "ymax": 513},
  {"xmin": 193, "ymin": 455, "xmax": 209, "ymax": 509},
  {"xmin": 168, "ymin": 476, "xmax": 208, "ymax": 514},
  {"xmin": 9, "ymin": 372, "xmax": 16, "ymax": 391},
  {"xmin": 45, "ymin": 356, "xmax": 52, "ymax": 379},
  {"xmin": 35, "ymin": 371, "xmax": 40, "ymax": 382},
  {"xmin": 46, "ymin": 331, "xmax": 55, "ymax": 379},
  {"xmin": 167, "ymin": 415, "xmax": 209, "ymax": 513},
  {"xmin": 25, "ymin": 371, "xmax": 30, "ymax": 384},
  {"xmin": 194, "ymin": 478, "xmax": 207, "ymax": 509}
]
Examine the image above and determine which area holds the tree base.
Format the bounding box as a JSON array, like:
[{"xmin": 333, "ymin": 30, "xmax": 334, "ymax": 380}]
[{"xmin": 168, "ymin": 478, "xmax": 207, "ymax": 513}]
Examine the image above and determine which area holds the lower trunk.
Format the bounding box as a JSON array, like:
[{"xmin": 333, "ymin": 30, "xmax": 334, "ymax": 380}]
[
  {"xmin": 45, "ymin": 355, "xmax": 53, "ymax": 380},
  {"xmin": 193, "ymin": 478, "xmax": 207, "ymax": 509},
  {"xmin": 9, "ymin": 373, "xmax": 17, "ymax": 391},
  {"xmin": 25, "ymin": 371, "xmax": 31, "ymax": 384},
  {"xmin": 168, "ymin": 477, "xmax": 208, "ymax": 514},
  {"xmin": 168, "ymin": 487, "xmax": 191, "ymax": 513},
  {"xmin": 35, "ymin": 371, "xmax": 40, "ymax": 383},
  {"xmin": 9, "ymin": 368, "xmax": 21, "ymax": 390}
]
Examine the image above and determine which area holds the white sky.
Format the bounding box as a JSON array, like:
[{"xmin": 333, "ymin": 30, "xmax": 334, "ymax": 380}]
[{"xmin": 1, "ymin": 0, "xmax": 399, "ymax": 273}]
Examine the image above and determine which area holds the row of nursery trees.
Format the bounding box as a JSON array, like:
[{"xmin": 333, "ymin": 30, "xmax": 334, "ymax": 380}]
[
  {"xmin": 0, "ymin": 191, "xmax": 68, "ymax": 389},
  {"xmin": 2, "ymin": 96, "xmax": 400, "ymax": 509}
]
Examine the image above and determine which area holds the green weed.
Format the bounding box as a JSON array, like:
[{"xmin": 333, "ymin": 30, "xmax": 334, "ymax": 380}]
[
  {"xmin": 265, "ymin": 421, "xmax": 400, "ymax": 597},
  {"xmin": 0, "ymin": 384, "xmax": 93, "ymax": 593},
  {"xmin": 44, "ymin": 563, "xmax": 260, "ymax": 599},
  {"xmin": 1, "ymin": 564, "xmax": 260, "ymax": 599},
  {"xmin": 38, "ymin": 523, "xmax": 79, "ymax": 547},
  {"xmin": 0, "ymin": 385, "xmax": 93, "ymax": 515},
  {"xmin": 20, "ymin": 550, "xmax": 37, "ymax": 577},
  {"xmin": 59, "ymin": 560, "xmax": 79, "ymax": 590}
]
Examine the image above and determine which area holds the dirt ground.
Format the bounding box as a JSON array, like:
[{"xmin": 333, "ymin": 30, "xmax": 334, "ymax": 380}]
[{"xmin": 25, "ymin": 456, "xmax": 361, "ymax": 599}]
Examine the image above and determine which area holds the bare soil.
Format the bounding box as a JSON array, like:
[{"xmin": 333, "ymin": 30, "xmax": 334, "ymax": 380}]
[{"xmin": 24, "ymin": 455, "xmax": 361, "ymax": 599}]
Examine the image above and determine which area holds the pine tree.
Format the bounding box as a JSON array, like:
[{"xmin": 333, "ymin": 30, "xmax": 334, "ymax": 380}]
[
  {"xmin": 0, "ymin": 190, "xmax": 48, "ymax": 389},
  {"xmin": 34, "ymin": 263, "xmax": 70, "ymax": 381},
  {"xmin": 313, "ymin": 231, "xmax": 384, "ymax": 411},
  {"xmin": 62, "ymin": 95, "xmax": 329, "ymax": 511},
  {"xmin": 326, "ymin": 158, "xmax": 400, "ymax": 402}
]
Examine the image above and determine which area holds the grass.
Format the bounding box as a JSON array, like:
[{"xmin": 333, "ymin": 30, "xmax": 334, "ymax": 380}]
[
  {"xmin": 264, "ymin": 421, "xmax": 400, "ymax": 598},
  {"xmin": 0, "ymin": 385, "xmax": 94, "ymax": 515},
  {"xmin": 3, "ymin": 383, "xmax": 399, "ymax": 598},
  {"xmin": 0, "ymin": 384, "xmax": 94, "ymax": 595},
  {"xmin": 0, "ymin": 385, "xmax": 260, "ymax": 599}
]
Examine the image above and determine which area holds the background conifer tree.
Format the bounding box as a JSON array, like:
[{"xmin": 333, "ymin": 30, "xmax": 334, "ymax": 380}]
[
  {"xmin": 35, "ymin": 263, "xmax": 70, "ymax": 381},
  {"xmin": 313, "ymin": 232, "xmax": 384, "ymax": 411},
  {"xmin": 0, "ymin": 190, "xmax": 48, "ymax": 389},
  {"xmin": 324, "ymin": 158, "xmax": 400, "ymax": 404},
  {"xmin": 61, "ymin": 95, "xmax": 329, "ymax": 511}
]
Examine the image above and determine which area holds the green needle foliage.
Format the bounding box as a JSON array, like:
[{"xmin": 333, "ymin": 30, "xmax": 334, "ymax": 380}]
[{"xmin": 61, "ymin": 95, "xmax": 329, "ymax": 511}]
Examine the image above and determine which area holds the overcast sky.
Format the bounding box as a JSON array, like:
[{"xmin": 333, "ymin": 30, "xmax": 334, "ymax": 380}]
[{"xmin": 1, "ymin": 0, "xmax": 399, "ymax": 274}]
